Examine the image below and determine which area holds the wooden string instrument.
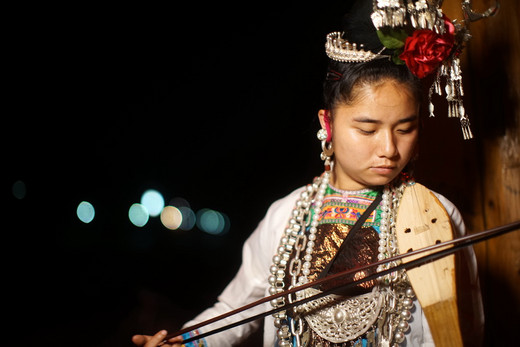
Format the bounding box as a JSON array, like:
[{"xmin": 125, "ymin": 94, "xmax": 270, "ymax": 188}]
[
  {"xmin": 161, "ymin": 212, "xmax": 519, "ymax": 346},
  {"xmin": 395, "ymin": 183, "xmax": 462, "ymax": 346}
]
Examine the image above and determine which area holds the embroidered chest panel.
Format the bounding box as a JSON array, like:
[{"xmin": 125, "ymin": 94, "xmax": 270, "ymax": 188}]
[
  {"xmin": 306, "ymin": 186, "xmax": 382, "ymax": 284},
  {"xmin": 317, "ymin": 187, "xmax": 382, "ymax": 227}
]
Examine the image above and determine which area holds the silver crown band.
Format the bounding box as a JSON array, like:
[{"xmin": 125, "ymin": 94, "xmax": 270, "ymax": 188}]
[{"xmin": 325, "ymin": 32, "xmax": 390, "ymax": 63}]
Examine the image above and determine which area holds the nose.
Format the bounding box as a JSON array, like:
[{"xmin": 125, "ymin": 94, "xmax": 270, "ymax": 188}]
[{"xmin": 376, "ymin": 131, "xmax": 399, "ymax": 159}]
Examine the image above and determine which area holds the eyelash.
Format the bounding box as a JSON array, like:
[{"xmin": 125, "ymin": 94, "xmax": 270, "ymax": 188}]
[
  {"xmin": 357, "ymin": 127, "xmax": 414, "ymax": 135},
  {"xmin": 358, "ymin": 129, "xmax": 375, "ymax": 135}
]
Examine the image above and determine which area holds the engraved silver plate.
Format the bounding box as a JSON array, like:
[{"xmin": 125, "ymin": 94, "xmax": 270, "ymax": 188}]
[{"xmin": 300, "ymin": 287, "xmax": 383, "ymax": 343}]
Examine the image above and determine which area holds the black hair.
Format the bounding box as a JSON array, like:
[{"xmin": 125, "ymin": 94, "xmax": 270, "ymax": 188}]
[
  {"xmin": 323, "ymin": 59, "xmax": 422, "ymax": 111},
  {"xmin": 323, "ymin": 0, "xmax": 421, "ymax": 113}
]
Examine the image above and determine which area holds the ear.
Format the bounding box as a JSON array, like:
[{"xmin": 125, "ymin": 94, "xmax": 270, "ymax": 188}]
[
  {"xmin": 318, "ymin": 109, "xmax": 332, "ymax": 142},
  {"xmin": 318, "ymin": 109, "xmax": 328, "ymax": 129}
]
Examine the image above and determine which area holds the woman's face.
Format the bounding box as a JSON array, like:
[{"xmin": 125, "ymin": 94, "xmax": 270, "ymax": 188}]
[{"xmin": 319, "ymin": 80, "xmax": 419, "ymax": 191}]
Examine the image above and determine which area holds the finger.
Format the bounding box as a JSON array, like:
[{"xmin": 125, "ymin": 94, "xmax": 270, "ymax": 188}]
[
  {"xmin": 167, "ymin": 335, "xmax": 183, "ymax": 344},
  {"xmin": 145, "ymin": 330, "xmax": 168, "ymax": 347},
  {"xmin": 132, "ymin": 334, "xmax": 151, "ymax": 346}
]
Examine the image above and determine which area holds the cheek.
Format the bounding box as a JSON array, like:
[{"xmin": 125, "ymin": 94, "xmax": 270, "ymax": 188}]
[
  {"xmin": 398, "ymin": 137, "xmax": 418, "ymax": 159},
  {"xmin": 333, "ymin": 131, "xmax": 373, "ymax": 160}
]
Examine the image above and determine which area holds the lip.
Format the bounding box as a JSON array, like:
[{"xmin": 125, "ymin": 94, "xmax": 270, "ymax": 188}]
[{"xmin": 371, "ymin": 166, "xmax": 396, "ymax": 175}]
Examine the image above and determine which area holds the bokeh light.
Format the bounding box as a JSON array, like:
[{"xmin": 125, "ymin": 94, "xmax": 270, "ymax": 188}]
[
  {"xmin": 160, "ymin": 206, "xmax": 182, "ymax": 230},
  {"xmin": 170, "ymin": 197, "xmax": 190, "ymax": 209},
  {"xmin": 76, "ymin": 201, "xmax": 95, "ymax": 223},
  {"xmin": 178, "ymin": 206, "xmax": 196, "ymax": 231},
  {"xmin": 140, "ymin": 189, "xmax": 164, "ymax": 217},
  {"xmin": 196, "ymin": 208, "xmax": 230, "ymax": 235},
  {"xmin": 129, "ymin": 203, "xmax": 149, "ymax": 227},
  {"xmin": 12, "ymin": 180, "xmax": 26, "ymax": 199}
]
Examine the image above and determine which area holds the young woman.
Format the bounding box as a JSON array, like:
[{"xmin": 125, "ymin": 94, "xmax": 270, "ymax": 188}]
[{"xmin": 133, "ymin": 1, "xmax": 484, "ymax": 346}]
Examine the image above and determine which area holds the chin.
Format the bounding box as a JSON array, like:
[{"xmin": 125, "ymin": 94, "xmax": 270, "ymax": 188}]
[{"xmin": 366, "ymin": 175, "xmax": 399, "ymax": 187}]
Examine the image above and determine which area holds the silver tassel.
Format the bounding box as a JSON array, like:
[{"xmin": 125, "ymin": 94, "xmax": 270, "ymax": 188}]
[
  {"xmin": 428, "ymin": 102, "xmax": 435, "ymax": 118},
  {"xmin": 427, "ymin": 58, "xmax": 473, "ymax": 139},
  {"xmin": 458, "ymin": 103, "xmax": 474, "ymax": 140},
  {"xmin": 407, "ymin": 0, "xmax": 442, "ymax": 31},
  {"xmin": 372, "ymin": 0, "xmax": 407, "ymax": 29}
]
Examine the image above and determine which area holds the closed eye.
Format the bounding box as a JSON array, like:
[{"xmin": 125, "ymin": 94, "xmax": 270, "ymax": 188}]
[
  {"xmin": 396, "ymin": 124, "xmax": 418, "ymax": 134},
  {"xmin": 397, "ymin": 127, "xmax": 413, "ymax": 134},
  {"xmin": 358, "ymin": 128, "xmax": 375, "ymax": 135}
]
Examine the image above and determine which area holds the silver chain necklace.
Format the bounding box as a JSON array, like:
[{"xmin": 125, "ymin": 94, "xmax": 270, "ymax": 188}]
[{"xmin": 268, "ymin": 171, "xmax": 416, "ymax": 346}]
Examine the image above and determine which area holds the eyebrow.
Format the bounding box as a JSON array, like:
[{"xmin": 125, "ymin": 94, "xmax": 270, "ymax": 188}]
[{"xmin": 353, "ymin": 115, "xmax": 419, "ymax": 124}]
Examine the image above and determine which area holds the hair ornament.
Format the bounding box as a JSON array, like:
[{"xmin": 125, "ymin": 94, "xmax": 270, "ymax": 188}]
[
  {"xmin": 326, "ymin": 69, "xmax": 344, "ymax": 81},
  {"xmin": 325, "ymin": 0, "xmax": 499, "ymax": 140},
  {"xmin": 371, "ymin": 0, "xmax": 408, "ymax": 29},
  {"xmin": 325, "ymin": 32, "xmax": 390, "ymax": 63}
]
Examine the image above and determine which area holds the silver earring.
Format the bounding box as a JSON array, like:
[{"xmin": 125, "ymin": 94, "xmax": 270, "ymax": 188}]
[
  {"xmin": 317, "ymin": 128, "xmax": 333, "ymax": 171},
  {"xmin": 317, "ymin": 128, "xmax": 328, "ymax": 141}
]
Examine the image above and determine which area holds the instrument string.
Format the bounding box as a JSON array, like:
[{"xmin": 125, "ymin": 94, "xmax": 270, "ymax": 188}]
[{"xmin": 161, "ymin": 220, "xmax": 520, "ymax": 345}]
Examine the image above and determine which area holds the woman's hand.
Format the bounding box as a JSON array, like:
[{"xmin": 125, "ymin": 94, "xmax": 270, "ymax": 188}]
[{"xmin": 131, "ymin": 330, "xmax": 183, "ymax": 347}]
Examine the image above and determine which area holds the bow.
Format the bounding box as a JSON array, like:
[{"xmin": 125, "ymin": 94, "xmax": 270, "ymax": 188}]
[{"xmin": 163, "ymin": 220, "xmax": 519, "ymax": 345}]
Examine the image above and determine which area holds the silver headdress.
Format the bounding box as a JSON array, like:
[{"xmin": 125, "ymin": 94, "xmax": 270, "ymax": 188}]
[
  {"xmin": 325, "ymin": 0, "xmax": 499, "ymax": 140},
  {"xmin": 325, "ymin": 32, "xmax": 390, "ymax": 63}
]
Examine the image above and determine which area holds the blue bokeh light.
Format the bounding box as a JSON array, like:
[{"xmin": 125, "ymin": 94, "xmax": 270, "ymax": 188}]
[
  {"xmin": 197, "ymin": 208, "xmax": 229, "ymax": 235},
  {"xmin": 179, "ymin": 206, "xmax": 196, "ymax": 231},
  {"xmin": 140, "ymin": 189, "xmax": 165, "ymax": 217},
  {"xmin": 129, "ymin": 203, "xmax": 149, "ymax": 227},
  {"xmin": 12, "ymin": 180, "xmax": 27, "ymax": 199},
  {"xmin": 77, "ymin": 201, "xmax": 95, "ymax": 224}
]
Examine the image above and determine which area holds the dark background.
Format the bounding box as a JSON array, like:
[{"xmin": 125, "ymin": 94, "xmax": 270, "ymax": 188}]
[
  {"xmin": 3, "ymin": 1, "xmax": 478, "ymax": 346},
  {"xmin": 3, "ymin": 2, "xmax": 350, "ymax": 346}
]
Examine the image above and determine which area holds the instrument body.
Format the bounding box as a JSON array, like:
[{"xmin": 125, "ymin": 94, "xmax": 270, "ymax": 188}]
[{"xmin": 396, "ymin": 183, "xmax": 463, "ymax": 346}]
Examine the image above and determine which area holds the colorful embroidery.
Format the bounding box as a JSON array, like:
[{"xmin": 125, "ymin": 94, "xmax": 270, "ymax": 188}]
[
  {"xmin": 181, "ymin": 329, "xmax": 207, "ymax": 347},
  {"xmin": 317, "ymin": 186, "xmax": 382, "ymax": 227}
]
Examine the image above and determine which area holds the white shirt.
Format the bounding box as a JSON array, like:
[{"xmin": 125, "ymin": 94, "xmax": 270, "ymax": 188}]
[{"xmin": 183, "ymin": 186, "xmax": 483, "ymax": 346}]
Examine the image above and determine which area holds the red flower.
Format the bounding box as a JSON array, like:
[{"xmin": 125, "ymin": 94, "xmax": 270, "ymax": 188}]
[{"xmin": 399, "ymin": 17, "xmax": 455, "ymax": 78}]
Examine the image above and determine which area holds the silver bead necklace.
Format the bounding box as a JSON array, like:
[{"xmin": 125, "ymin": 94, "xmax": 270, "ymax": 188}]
[{"xmin": 268, "ymin": 172, "xmax": 416, "ymax": 346}]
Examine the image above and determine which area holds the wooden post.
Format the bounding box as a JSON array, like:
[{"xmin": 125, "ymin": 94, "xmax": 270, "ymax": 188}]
[
  {"xmin": 414, "ymin": 1, "xmax": 520, "ymax": 345},
  {"xmin": 464, "ymin": 0, "xmax": 520, "ymax": 345}
]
